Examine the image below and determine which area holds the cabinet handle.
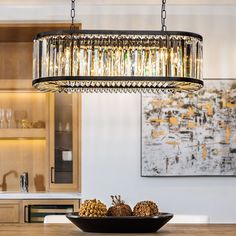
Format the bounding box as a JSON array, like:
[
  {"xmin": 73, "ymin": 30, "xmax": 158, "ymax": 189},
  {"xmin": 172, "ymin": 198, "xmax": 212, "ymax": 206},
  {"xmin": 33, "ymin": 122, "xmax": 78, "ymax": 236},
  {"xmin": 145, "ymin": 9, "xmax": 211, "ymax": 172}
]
[
  {"xmin": 51, "ymin": 167, "xmax": 55, "ymax": 183},
  {"xmin": 24, "ymin": 206, "xmax": 28, "ymax": 223}
]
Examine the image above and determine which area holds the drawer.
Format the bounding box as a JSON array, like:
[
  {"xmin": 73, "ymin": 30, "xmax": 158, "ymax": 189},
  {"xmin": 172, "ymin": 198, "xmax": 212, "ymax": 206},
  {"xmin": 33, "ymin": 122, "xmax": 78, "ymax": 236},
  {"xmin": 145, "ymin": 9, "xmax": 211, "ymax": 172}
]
[{"xmin": 0, "ymin": 203, "xmax": 20, "ymax": 223}]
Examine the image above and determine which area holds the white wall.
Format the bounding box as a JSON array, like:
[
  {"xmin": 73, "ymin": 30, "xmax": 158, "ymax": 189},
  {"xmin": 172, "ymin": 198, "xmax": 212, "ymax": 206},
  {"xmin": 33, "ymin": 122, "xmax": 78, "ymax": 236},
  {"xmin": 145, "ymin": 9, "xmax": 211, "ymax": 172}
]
[
  {"xmin": 82, "ymin": 93, "xmax": 236, "ymax": 223},
  {"xmin": 81, "ymin": 6, "xmax": 236, "ymax": 223}
]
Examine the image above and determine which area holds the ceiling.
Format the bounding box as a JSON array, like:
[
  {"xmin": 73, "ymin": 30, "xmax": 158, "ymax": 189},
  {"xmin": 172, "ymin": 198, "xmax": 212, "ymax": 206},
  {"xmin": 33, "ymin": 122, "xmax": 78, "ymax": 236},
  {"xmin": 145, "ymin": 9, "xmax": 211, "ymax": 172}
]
[
  {"xmin": 0, "ymin": 0, "xmax": 236, "ymax": 22},
  {"xmin": 0, "ymin": 0, "xmax": 236, "ymax": 5}
]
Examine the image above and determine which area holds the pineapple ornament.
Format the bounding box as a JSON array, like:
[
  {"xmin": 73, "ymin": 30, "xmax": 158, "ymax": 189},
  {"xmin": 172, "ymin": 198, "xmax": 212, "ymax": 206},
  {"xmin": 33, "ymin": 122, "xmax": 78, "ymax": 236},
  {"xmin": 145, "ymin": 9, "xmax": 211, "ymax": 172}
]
[
  {"xmin": 133, "ymin": 201, "xmax": 159, "ymax": 217},
  {"xmin": 107, "ymin": 195, "xmax": 132, "ymax": 216},
  {"xmin": 79, "ymin": 199, "xmax": 107, "ymax": 217}
]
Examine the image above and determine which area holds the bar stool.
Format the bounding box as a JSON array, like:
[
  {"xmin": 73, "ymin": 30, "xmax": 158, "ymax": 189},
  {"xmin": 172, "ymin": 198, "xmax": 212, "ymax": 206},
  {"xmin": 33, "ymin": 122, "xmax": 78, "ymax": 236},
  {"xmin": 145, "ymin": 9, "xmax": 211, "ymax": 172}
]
[
  {"xmin": 44, "ymin": 215, "xmax": 71, "ymax": 223},
  {"xmin": 169, "ymin": 215, "xmax": 210, "ymax": 224}
]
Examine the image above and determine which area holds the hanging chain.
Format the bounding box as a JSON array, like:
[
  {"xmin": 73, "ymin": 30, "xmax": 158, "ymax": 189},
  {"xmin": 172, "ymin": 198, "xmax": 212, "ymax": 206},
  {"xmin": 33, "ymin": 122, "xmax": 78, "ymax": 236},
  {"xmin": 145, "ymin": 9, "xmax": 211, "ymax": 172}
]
[
  {"xmin": 70, "ymin": 0, "xmax": 76, "ymax": 29},
  {"xmin": 161, "ymin": 0, "xmax": 167, "ymax": 31}
]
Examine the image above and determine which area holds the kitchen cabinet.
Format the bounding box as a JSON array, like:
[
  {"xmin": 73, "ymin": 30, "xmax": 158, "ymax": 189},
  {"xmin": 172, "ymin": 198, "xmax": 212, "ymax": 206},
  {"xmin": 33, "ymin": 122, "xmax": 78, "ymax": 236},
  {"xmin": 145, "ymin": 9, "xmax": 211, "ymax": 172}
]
[
  {"xmin": 0, "ymin": 199, "xmax": 79, "ymax": 223},
  {"xmin": 0, "ymin": 200, "xmax": 21, "ymax": 223},
  {"xmin": 0, "ymin": 24, "xmax": 81, "ymax": 193},
  {"xmin": 0, "ymin": 90, "xmax": 48, "ymax": 192},
  {"xmin": 49, "ymin": 93, "xmax": 81, "ymax": 192}
]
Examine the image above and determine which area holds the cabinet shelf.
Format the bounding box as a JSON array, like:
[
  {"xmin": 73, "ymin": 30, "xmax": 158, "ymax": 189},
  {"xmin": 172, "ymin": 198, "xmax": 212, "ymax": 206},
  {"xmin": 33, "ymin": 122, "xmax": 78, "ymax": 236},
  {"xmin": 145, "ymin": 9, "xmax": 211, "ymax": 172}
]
[
  {"xmin": 55, "ymin": 131, "xmax": 72, "ymax": 134},
  {"xmin": 0, "ymin": 128, "xmax": 46, "ymax": 139}
]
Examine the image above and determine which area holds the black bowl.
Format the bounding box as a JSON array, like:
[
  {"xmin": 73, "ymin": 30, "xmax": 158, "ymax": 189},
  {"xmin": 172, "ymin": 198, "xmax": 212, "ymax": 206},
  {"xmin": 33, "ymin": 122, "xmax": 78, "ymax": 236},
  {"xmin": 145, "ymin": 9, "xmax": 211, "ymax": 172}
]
[{"xmin": 66, "ymin": 212, "xmax": 173, "ymax": 233}]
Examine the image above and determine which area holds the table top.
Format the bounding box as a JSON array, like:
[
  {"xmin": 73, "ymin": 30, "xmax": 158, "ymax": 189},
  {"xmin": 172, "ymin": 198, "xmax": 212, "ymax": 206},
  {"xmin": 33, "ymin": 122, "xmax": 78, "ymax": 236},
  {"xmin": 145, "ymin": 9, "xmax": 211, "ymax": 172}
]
[{"xmin": 0, "ymin": 223, "xmax": 236, "ymax": 236}]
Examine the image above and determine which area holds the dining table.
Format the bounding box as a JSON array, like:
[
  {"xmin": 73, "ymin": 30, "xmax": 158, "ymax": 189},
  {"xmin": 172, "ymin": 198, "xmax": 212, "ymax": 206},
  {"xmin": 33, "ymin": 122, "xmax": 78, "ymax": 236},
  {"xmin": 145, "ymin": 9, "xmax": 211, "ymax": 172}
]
[{"xmin": 0, "ymin": 223, "xmax": 235, "ymax": 236}]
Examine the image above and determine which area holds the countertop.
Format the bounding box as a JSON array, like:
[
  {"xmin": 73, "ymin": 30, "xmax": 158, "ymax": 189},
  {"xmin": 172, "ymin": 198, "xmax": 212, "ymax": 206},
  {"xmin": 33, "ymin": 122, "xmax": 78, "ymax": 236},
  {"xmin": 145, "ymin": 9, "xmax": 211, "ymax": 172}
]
[
  {"xmin": 0, "ymin": 192, "xmax": 81, "ymax": 199},
  {"xmin": 0, "ymin": 224, "xmax": 236, "ymax": 236}
]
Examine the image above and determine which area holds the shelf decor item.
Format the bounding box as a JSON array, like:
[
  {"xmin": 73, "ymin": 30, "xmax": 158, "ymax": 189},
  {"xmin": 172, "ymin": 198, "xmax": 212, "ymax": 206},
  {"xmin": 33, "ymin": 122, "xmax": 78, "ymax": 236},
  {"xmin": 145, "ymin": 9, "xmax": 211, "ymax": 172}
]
[
  {"xmin": 141, "ymin": 79, "xmax": 236, "ymax": 176},
  {"xmin": 32, "ymin": 0, "xmax": 203, "ymax": 93}
]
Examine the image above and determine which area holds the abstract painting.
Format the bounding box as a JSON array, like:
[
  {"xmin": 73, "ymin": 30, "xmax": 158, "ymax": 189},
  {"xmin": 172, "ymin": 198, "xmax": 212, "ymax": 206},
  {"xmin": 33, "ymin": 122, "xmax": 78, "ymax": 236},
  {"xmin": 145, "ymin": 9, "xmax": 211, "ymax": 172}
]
[{"xmin": 141, "ymin": 79, "xmax": 236, "ymax": 176}]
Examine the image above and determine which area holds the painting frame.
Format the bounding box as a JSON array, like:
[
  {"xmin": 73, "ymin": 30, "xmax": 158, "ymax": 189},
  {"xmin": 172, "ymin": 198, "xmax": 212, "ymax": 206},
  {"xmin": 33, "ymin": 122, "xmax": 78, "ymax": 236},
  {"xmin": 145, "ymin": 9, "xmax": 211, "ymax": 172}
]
[{"xmin": 141, "ymin": 78, "xmax": 236, "ymax": 177}]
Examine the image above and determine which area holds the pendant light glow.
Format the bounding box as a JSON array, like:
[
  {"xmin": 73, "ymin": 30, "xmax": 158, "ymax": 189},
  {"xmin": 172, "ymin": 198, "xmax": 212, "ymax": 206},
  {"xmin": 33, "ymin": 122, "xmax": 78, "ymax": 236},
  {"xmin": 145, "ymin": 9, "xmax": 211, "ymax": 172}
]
[{"xmin": 32, "ymin": 1, "xmax": 203, "ymax": 93}]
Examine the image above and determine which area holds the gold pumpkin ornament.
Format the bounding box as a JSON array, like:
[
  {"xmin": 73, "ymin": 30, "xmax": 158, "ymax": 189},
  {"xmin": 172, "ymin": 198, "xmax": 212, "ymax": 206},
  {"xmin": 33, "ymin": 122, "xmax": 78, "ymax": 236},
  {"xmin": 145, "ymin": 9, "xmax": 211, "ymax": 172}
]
[{"xmin": 79, "ymin": 199, "xmax": 107, "ymax": 217}]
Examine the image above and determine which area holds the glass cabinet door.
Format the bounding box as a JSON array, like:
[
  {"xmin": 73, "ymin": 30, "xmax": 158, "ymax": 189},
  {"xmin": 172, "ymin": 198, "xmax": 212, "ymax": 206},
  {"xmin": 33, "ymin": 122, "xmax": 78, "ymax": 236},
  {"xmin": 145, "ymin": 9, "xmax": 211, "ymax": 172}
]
[{"xmin": 49, "ymin": 93, "xmax": 80, "ymax": 191}]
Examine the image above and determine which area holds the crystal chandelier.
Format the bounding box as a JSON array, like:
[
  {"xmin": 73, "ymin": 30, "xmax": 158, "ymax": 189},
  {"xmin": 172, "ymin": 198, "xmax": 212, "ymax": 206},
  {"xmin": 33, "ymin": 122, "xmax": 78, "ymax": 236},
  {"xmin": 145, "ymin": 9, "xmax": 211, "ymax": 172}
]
[{"xmin": 32, "ymin": 0, "xmax": 203, "ymax": 93}]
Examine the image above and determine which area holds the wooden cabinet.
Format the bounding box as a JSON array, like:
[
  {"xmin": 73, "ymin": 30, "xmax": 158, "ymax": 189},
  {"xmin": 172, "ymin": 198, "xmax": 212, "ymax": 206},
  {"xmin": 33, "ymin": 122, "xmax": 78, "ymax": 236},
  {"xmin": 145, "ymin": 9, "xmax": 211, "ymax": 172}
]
[
  {"xmin": 0, "ymin": 91, "xmax": 48, "ymax": 192},
  {"xmin": 0, "ymin": 24, "xmax": 81, "ymax": 193},
  {"xmin": 0, "ymin": 199, "xmax": 79, "ymax": 224},
  {"xmin": 0, "ymin": 89, "xmax": 81, "ymax": 194},
  {"xmin": 49, "ymin": 94, "xmax": 81, "ymax": 192},
  {"xmin": 0, "ymin": 201, "xmax": 21, "ymax": 223}
]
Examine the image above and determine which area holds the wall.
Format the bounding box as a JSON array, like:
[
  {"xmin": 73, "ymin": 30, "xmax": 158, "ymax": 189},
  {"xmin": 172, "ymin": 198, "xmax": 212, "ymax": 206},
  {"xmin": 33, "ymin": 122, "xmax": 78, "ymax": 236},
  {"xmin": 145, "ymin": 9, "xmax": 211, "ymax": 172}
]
[
  {"xmin": 82, "ymin": 93, "xmax": 236, "ymax": 223},
  {"xmin": 81, "ymin": 5, "xmax": 236, "ymax": 223}
]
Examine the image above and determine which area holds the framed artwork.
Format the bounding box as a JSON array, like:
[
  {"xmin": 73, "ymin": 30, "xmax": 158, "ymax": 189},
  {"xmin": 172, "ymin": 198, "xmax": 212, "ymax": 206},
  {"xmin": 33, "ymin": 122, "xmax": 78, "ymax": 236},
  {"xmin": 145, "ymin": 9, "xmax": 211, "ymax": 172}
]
[{"xmin": 141, "ymin": 79, "xmax": 236, "ymax": 176}]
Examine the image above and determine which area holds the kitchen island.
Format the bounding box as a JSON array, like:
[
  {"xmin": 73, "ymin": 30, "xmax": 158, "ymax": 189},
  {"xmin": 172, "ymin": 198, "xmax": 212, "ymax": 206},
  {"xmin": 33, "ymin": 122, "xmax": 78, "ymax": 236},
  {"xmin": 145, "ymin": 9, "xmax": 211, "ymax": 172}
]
[{"xmin": 0, "ymin": 223, "xmax": 235, "ymax": 236}]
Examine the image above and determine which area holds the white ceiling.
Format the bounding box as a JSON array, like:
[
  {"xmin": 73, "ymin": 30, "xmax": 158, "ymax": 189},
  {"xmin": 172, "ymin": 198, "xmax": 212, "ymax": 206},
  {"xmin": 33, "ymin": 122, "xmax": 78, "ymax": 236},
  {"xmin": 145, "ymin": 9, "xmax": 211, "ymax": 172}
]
[
  {"xmin": 0, "ymin": 0, "xmax": 236, "ymax": 22},
  {"xmin": 1, "ymin": 0, "xmax": 236, "ymax": 5}
]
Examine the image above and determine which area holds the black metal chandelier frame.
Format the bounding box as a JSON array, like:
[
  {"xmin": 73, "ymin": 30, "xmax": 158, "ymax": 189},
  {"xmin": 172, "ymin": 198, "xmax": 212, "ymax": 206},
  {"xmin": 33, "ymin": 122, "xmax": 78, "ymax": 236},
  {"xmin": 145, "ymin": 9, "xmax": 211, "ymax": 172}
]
[{"xmin": 35, "ymin": 29, "xmax": 203, "ymax": 39}]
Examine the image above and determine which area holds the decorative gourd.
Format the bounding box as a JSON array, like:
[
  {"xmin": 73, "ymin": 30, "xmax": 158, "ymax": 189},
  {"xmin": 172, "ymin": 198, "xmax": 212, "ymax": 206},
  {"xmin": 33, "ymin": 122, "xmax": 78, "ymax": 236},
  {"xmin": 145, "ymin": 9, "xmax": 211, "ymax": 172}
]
[
  {"xmin": 79, "ymin": 199, "xmax": 107, "ymax": 217},
  {"xmin": 107, "ymin": 195, "xmax": 132, "ymax": 216},
  {"xmin": 133, "ymin": 201, "xmax": 159, "ymax": 216}
]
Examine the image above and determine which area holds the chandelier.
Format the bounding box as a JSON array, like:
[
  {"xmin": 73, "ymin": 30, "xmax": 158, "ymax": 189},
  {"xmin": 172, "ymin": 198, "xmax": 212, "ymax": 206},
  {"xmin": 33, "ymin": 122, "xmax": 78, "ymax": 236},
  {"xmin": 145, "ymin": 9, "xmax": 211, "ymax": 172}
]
[{"xmin": 32, "ymin": 0, "xmax": 203, "ymax": 93}]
